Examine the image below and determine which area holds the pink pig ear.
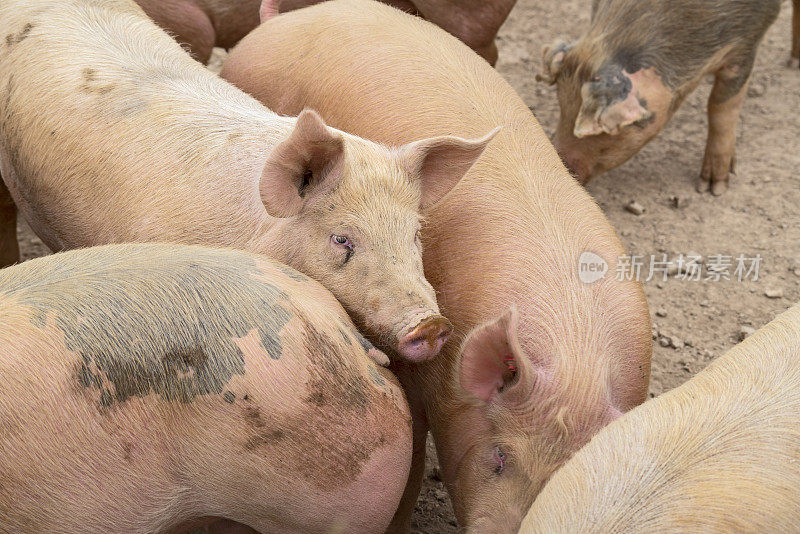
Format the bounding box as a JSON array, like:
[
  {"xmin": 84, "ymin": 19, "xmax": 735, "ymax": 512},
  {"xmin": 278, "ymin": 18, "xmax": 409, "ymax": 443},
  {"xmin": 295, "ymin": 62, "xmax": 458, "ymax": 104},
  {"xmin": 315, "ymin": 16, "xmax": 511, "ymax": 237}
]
[
  {"xmin": 260, "ymin": 109, "xmax": 344, "ymax": 218},
  {"xmin": 458, "ymin": 306, "xmax": 534, "ymax": 404},
  {"xmin": 400, "ymin": 127, "xmax": 500, "ymax": 209}
]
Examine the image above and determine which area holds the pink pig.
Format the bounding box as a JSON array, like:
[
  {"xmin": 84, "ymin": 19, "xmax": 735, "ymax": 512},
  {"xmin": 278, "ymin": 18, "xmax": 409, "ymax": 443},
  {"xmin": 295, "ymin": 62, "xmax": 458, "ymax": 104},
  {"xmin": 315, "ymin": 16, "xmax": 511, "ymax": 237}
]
[{"xmin": 222, "ymin": 1, "xmax": 653, "ymax": 531}]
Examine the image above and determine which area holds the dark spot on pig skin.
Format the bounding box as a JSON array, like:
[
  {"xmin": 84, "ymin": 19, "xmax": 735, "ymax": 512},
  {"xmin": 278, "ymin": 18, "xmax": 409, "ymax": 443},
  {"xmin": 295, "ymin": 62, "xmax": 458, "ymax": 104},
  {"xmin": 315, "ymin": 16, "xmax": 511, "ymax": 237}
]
[
  {"xmin": 588, "ymin": 63, "xmax": 632, "ymax": 109},
  {"xmin": 632, "ymin": 97, "xmax": 656, "ymax": 129},
  {"xmin": 307, "ymin": 391, "xmax": 326, "ymax": 406},
  {"xmin": 122, "ymin": 442, "xmax": 133, "ymax": 462},
  {"xmin": 223, "ymin": 391, "xmax": 235, "ymax": 404},
  {"xmin": 368, "ymin": 366, "xmax": 386, "ymax": 387},
  {"xmin": 242, "ymin": 320, "xmax": 408, "ymax": 489},
  {"xmin": 79, "ymin": 67, "xmax": 116, "ymax": 95},
  {"xmin": 275, "ymin": 262, "xmax": 310, "ymax": 282},
  {"xmin": 4, "ymin": 23, "xmax": 33, "ymax": 47},
  {"xmin": 0, "ymin": 245, "xmax": 292, "ymax": 409}
]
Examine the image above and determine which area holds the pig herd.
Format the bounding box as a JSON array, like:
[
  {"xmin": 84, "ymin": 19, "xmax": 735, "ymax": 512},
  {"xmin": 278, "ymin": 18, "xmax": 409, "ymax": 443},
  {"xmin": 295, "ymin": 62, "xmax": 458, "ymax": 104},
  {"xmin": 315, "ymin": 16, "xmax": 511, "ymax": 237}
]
[{"xmin": 0, "ymin": 0, "xmax": 797, "ymax": 533}]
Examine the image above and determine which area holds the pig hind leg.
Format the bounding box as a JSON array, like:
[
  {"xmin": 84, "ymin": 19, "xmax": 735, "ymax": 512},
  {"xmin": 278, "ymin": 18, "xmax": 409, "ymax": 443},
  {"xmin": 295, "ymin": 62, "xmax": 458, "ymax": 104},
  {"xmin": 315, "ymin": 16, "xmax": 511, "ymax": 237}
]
[
  {"xmin": 697, "ymin": 56, "xmax": 753, "ymax": 196},
  {"xmin": 0, "ymin": 177, "xmax": 19, "ymax": 267}
]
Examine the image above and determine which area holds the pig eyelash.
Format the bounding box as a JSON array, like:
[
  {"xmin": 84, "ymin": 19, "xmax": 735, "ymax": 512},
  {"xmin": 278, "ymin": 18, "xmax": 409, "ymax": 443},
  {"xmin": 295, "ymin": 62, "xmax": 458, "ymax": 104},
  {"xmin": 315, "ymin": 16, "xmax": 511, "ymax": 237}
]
[
  {"xmin": 331, "ymin": 235, "xmax": 354, "ymax": 264},
  {"xmin": 493, "ymin": 447, "xmax": 507, "ymax": 475},
  {"xmin": 502, "ymin": 356, "xmax": 517, "ymax": 376}
]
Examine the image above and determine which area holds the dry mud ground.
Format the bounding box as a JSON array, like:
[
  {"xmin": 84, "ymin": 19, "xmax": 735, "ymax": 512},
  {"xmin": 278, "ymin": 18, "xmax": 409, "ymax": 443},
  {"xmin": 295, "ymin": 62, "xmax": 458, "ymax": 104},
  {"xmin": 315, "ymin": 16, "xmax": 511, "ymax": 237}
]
[{"xmin": 14, "ymin": 0, "xmax": 799, "ymax": 531}]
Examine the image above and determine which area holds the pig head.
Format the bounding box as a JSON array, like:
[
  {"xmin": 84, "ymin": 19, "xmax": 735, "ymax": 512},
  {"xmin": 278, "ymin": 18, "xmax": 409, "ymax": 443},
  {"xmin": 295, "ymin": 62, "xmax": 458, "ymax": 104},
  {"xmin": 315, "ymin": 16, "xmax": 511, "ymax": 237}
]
[
  {"xmin": 540, "ymin": 38, "xmax": 674, "ymax": 183},
  {"xmin": 259, "ymin": 109, "xmax": 497, "ymax": 361},
  {"xmin": 425, "ymin": 251, "xmax": 650, "ymax": 532}
]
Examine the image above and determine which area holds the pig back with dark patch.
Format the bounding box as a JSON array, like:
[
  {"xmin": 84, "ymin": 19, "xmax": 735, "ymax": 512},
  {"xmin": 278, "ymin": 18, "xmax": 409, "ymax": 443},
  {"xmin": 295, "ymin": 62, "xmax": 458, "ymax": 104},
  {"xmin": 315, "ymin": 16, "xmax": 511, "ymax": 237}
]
[
  {"xmin": 0, "ymin": 244, "xmax": 295, "ymax": 408},
  {"xmin": 0, "ymin": 243, "xmax": 411, "ymax": 533}
]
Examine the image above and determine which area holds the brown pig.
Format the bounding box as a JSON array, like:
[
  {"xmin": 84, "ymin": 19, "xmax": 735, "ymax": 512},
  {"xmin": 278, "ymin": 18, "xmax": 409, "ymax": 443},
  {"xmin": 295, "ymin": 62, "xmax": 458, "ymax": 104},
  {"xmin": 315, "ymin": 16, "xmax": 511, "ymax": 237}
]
[
  {"xmin": 0, "ymin": 0, "xmax": 499, "ymax": 362},
  {"xmin": 0, "ymin": 243, "xmax": 411, "ymax": 533},
  {"xmin": 134, "ymin": 0, "xmax": 261, "ymax": 63},
  {"xmin": 266, "ymin": 0, "xmax": 517, "ymax": 65},
  {"xmin": 221, "ymin": 1, "xmax": 653, "ymax": 531},
  {"xmin": 520, "ymin": 301, "xmax": 800, "ymax": 533},
  {"xmin": 540, "ymin": 0, "xmax": 781, "ymax": 195}
]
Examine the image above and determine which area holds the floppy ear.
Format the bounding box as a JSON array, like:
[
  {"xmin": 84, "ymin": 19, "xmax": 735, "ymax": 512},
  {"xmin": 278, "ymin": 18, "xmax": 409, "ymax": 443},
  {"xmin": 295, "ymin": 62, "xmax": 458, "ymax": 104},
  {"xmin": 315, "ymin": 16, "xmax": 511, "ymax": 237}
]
[
  {"xmin": 574, "ymin": 75, "xmax": 652, "ymax": 138},
  {"xmin": 260, "ymin": 109, "xmax": 344, "ymax": 217},
  {"xmin": 400, "ymin": 127, "xmax": 500, "ymax": 209},
  {"xmin": 458, "ymin": 306, "xmax": 537, "ymax": 405},
  {"xmin": 536, "ymin": 38, "xmax": 573, "ymax": 84}
]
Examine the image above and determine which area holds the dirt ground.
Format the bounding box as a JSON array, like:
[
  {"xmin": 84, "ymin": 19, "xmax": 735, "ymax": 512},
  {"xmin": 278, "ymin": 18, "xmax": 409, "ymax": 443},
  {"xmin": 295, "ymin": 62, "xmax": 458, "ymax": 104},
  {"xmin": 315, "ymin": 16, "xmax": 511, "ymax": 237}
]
[{"xmin": 13, "ymin": 0, "xmax": 799, "ymax": 532}]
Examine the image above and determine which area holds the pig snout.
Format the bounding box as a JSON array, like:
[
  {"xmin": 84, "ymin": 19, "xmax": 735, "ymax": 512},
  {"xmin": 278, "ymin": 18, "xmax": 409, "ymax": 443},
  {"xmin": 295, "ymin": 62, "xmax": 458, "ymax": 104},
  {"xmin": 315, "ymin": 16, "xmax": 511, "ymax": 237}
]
[
  {"xmin": 557, "ymin": 145, "xmax": 593, "ymax": 184},
  {"xmin": 397, "ymin": 315, "xmax": 453, "ymax": 362}
]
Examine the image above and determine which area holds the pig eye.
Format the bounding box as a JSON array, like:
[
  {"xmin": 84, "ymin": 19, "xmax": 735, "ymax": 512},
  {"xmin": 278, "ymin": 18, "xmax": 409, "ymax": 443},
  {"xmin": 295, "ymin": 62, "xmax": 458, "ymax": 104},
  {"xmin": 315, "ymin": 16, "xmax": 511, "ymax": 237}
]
[
  {"xmin": 492, "ymin": 446, "xmax": 507, "ymax": 475},
  {"xmin": 332, "ymin": 234, "xmax": 353, "ymax": 249}
]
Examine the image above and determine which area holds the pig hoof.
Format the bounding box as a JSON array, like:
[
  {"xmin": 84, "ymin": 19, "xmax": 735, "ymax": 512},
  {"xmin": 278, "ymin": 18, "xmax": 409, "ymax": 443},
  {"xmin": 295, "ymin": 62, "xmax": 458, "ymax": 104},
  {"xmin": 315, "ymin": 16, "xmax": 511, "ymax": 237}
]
[
  {"xmin": 711, "ymin": 179, "xmax": 729, "ymax": 196},
  {"xmin": 695, "ymin": 176, "xmax": 711, "ymax": 193}
]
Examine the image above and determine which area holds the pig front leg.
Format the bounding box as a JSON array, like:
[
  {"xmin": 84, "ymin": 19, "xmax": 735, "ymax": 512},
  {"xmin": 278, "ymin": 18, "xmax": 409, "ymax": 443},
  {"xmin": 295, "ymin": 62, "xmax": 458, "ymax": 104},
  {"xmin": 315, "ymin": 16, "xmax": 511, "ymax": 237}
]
[
  {"xmin": 386, "ymin": 370, "xmax": 429, "ymax": 534},
  {"xmin": 791, "ymin": 0, "xmax": 800, "ymax": 68},
  {"xmin": 0, "ymin": 178, "xmax": 19, "ymax": 267},
  {"xmin": 696, "ymin": 58, "xmax": 752, "ymax": 196}
]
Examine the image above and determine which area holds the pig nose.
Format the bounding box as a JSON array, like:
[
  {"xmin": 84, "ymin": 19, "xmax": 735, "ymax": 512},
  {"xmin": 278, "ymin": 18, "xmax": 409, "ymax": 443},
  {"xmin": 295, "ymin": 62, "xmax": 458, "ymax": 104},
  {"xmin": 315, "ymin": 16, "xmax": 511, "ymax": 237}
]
[
  {"xmin": 556, "ymin": 147, "xmax": 591, "ymax": 184},
  {"xmin": 398, "ymin": 316, "xmax": 453, "ymax": 362}
]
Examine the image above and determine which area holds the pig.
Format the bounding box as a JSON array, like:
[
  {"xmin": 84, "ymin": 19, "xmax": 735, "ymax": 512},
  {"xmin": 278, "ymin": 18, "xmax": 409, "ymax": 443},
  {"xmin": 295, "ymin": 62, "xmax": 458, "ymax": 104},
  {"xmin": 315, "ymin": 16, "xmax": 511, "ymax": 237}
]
[
  {"xmin": 520, "ymin": 302, "xmax": 800, "ymax": 533},
  {"xmin": 134, "ymin": 0, "xmax": 261, "ymax": 63},
  {"xmin": 0, "ymin": 243, "xmax": 411, "ymax": 533},
  {"xmin": 0, "ymin": 0, "xmax": 499, "ymax": 362},
  {"xmin": 267, "ymin": 0, "xmax": 517, "ymax": 65},
  {"xmin": 540, "ymin": 0, "xmax": 781, "ymax": 195},
  {"xmin": 221, "ymin": 1, "xmax": 653, "ymax": 531}
]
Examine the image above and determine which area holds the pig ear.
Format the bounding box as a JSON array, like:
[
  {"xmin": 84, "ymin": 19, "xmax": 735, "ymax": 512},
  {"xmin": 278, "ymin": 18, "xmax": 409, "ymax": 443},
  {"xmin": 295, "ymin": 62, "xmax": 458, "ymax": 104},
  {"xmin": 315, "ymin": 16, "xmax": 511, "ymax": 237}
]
[
  {"xmin": 401, "ymin": 127, "xmax": 500, "ymax": 209},
  {"xmin": 574, "ymin": 79, "xmax": 652, "ymax": 138},
  {"xmin": 458, "ymin": 306, "xmax": 535, "ymax": 404},
  {"xmin": 259, "ymin": 0, "xmax": 281, "ymax": 22},
  {"xmin": 536, "ymin": 39, "xmax": 573, "ymax": 84},
  {"xmin": 260, "ymin": 109, "xmax": 344, "ymax": 217}
]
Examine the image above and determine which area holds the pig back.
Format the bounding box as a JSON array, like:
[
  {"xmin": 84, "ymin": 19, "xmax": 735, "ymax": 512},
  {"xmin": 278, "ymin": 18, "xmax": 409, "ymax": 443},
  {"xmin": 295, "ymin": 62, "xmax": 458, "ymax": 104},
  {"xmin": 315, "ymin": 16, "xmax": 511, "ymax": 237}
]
[
  {"xmin": 0, "ymin": 0, "xmax": 282, "ymax": 251},
  {"xmin": 520, "ymin": 302, "xmax": 800, "ymax": 533},
  {"xmin": 0, "ymin": 243, "xmax": 410, "ymax": 533}
]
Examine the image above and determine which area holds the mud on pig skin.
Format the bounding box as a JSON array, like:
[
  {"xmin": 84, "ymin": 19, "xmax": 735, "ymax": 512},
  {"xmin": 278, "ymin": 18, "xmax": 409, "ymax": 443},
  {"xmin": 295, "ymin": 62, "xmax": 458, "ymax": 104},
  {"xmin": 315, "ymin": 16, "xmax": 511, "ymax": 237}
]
[
  {"xmin": 0, "ymin": 243, "xmax": 411, "ymax": 534},
  {"xmin": 266, "ymin": 0, "xmax": 517, "ymax": 65},
  {"xmin": 520, "ymin": 301, "xmax": 800, "ymax": 533},
  {"xmin": 0, "ymin": 0, "xmax": 499, "ymax": 362},
  {"xmin": 540, "ymin": 0, "xmax": 781, "ymax": 195},
  {"xmin": 222, "ymin": 1, "xmax": 652, "ymax": 531}
]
